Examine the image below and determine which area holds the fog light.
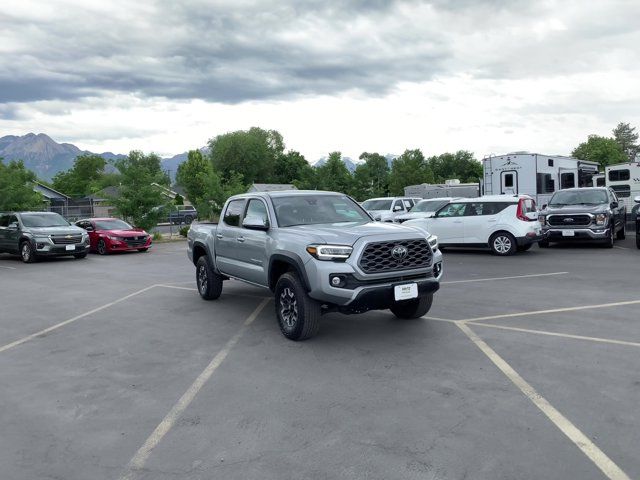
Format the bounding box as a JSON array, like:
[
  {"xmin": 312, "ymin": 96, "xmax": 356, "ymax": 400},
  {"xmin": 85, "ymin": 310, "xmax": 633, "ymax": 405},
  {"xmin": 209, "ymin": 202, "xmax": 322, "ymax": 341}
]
[
  {"xmin": 37, "ymin": 243, "xmax": 45, "ymax": 249},
  {"xmin": 330, "ymin": 275, "xmax": 346, "ymax": 288},
  {"xmin": 433, "ymin": 262, "xmax": 442, "ymax": 277}
]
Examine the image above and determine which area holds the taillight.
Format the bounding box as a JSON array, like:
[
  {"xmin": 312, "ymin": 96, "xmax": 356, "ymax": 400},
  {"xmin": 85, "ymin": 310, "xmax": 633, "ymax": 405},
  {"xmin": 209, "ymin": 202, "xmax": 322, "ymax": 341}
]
[{"xmin": 516, "ymin": 199, "xmax": 533, "ymax": 222}]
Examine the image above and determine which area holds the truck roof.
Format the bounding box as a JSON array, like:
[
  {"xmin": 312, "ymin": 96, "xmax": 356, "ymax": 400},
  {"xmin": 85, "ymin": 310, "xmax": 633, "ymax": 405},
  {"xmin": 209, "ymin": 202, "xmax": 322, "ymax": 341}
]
[{"xmin": 229, "ymin": 190, "xmax": 343, "ymax": 200}]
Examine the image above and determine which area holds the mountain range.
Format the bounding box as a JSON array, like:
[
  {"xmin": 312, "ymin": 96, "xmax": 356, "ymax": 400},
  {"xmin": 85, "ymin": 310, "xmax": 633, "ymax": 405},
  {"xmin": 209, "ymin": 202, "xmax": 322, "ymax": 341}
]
[{"xmin": 0, "ymin": 133, "xmax": 397, "ymax": 180}]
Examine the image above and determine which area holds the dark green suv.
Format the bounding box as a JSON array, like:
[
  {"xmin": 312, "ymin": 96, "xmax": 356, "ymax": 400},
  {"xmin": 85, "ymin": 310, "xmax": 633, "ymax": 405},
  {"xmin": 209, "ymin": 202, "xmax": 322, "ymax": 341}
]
[{"xmin": 0, "ymin": 212, "xmax": 89, "ymax": 263}]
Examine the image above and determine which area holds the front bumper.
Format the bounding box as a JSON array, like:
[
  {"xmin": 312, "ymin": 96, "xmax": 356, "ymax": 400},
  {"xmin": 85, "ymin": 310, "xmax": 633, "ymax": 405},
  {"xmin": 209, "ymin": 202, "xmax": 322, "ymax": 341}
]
[
  {"xmin": 543, "ymin": 227, "xmax": 609, "ymax": 242},
  {"xmin": 305, "ymin": 246, "xmax": 443, "ymax": 309},
  {"xmin": 107, "ymin": 238, "xmax": 153, "ymax": 251},
  {"xmin": 34, "ymin": 243, "xmax": 89, "ymax": 256}
]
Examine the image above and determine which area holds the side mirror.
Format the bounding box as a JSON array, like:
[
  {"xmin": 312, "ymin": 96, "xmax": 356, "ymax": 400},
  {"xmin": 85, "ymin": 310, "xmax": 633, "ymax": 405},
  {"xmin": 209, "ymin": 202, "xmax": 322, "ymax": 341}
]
[
  {"xmin": 393, "ymin": 205, "xmax": 403, "ymax": 212},
  {"xmin": 610, "ymin": 202, "xmax": 618, "ymax": 209},
  {"xmin": 634, "ymin": 196, "xmax": 640, "ymax": 204},
  {"xmin": 243, "ymin": 216, "xmax": 269, "ymax": 231},
  {"xmin": 85, "ymin": 226, "xmax": 94, "ymax": 232},
  {"xmin": 542, "ymin": 204, "xmax": 548, "ymax": 210},
  {"xmin": 424, "ymin": 212, "xmax": 436, "ymax": 218},
  {"xmin": 7, "ymin": 222, "xmax": 18, "ymax": 230}
]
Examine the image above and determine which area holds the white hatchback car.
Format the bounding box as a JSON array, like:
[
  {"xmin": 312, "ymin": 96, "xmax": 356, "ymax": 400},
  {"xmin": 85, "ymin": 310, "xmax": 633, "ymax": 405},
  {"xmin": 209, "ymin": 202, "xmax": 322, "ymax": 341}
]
[{"xmin": 404, "ymin": 195, "xmax": 543, "ymax": 255}]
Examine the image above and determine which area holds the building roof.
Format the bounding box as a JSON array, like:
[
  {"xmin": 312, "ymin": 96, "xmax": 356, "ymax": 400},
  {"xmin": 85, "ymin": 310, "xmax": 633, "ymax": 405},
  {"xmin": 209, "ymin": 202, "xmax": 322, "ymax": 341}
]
[
  {"xmin": 33, "ymin": 182, "xmax": 70, "ymax": 200},
  {"xmin": 248, "ymin": 183, "xmax": 298, "ymax": 192}
]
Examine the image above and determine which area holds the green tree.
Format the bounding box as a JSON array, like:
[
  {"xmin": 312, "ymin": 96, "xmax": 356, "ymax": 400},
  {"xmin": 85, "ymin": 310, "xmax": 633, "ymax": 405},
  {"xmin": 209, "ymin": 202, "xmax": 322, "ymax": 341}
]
[
  {"xmin": 272, "ymin": 150, "xmax": 316, "ymax": 189},
  {"xmin": 176, "ymin": 149, "xmax": 245, "ymax": 219},
  {"xmin": 208, "ymin": 127, "xmax": 284, "ymax": 185},
  {"xmin": 388, "ymin": 149, "xmax": 431, "ymax": 195},
  {"xmin": 352, "ymin": 152, "xmax": 389, "ymax": 200},
  {"xmin": 315, "ymin": 151, "xmax": 354, "ymax": 194},
  {"xmin": 51, "ymin": 154, "xmax": 108, "ymax": 196},
  {"xmin": 0, "ymin": 160, "xmax": 44, "ymax": 211},
  {"xmin": 427, "ymin": 150, "xmax": 482, "ymax": 183},
  {"xmin": 174, "ymin": 193, "xmax": 184, "ymax": 205},
  {"xmin": 572, "ymin": 135, "xmax": 627, "ymax": 169},
  {"xmin": 612, "ymin": 122, "xmax": 639, "ymax": 161},
  {"xmin": 111, "ymin": 151, "xmax": 168, "ymax": 230}
]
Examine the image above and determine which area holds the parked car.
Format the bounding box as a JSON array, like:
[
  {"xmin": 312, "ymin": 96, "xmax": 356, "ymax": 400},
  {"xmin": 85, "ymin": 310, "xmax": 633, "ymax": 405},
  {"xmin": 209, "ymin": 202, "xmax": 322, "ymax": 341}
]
[
  {"xmin": 188, "ymin": 190, "xmax": 443, "ymax": 341},
  {"xmin": 75, "ymin": 218, "xmax": 152, "ymax": 254},
  {"xmin": 635, "ymin": 195, "xmax": 640, "ymax": 249},
  {"xmin": 538, "ymin": 187, "xmax": 626, "ymax": 248},
  {"xmin": 0, "ymin": 212, "xmax": 89, "ymax": 263},
  {"xmin": 361, "ymin": 197, "xmax": 418, "ymax": 222},
  {"xmin": 404, "ymin": 195, "xmax": 542, "ymax": 255},
  {"xmin": 395, "ymin": 197, "xmax": 456, "ymax": 223},
  {"xmin": 168, "ymin": 206, "xmax": 197, "ymax": 224}
]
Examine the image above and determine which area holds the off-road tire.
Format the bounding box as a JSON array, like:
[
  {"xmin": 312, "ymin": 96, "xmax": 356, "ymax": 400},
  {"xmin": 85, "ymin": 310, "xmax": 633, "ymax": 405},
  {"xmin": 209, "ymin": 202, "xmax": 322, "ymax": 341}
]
[
  {"xmin": 196, "ymin": 255, "xmax": 223, "ymax": 300},
  {"xmin": 636, "ymin": 234, "xmax": 640, "ymax": 249},
  {"xmin": 616, "ymin": 223, "xmax": 626, "ymax": 240},
  {"xmin": 490, "ymin": 232, "xmax": 517, "ymax": 256},
  {"xmin": 20, "ymin": 241, "xmax": 37, "ymax": 263},
  {"xmin": 274, "ymin": 272, "xmax": 320, "ymax": 341},
  {"xmin": 391, "ymin": 293, "xmax": 433, "ymax": 319},
  {"xmin": 604, "ymin": 228, "xmax": 614, "ymax": 248}
]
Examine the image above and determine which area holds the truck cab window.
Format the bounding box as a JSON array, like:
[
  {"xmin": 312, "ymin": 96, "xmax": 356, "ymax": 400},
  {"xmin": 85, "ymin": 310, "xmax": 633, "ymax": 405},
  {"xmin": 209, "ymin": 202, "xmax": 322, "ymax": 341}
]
[
  {"xmin": 223, "ymin": 199, "xmax": 245, "ymax": 227},
  {"xmin": 245, "ymin": 199, "xmax": 269, "ymax": 225}
]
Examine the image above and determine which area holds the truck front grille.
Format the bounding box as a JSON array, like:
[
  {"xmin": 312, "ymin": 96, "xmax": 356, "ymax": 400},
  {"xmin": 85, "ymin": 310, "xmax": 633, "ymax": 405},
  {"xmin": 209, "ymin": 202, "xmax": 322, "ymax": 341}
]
[
  {"xmin": 547, "ymin": 214, "xmax": 592, "ymax": 227},
  {"xmin": 359, "ymin": 238, "xmax": 432, "ymax": 274},
  {"xmin": 51, "ymin": 235, "xmax": 83, "ymax": 245}
]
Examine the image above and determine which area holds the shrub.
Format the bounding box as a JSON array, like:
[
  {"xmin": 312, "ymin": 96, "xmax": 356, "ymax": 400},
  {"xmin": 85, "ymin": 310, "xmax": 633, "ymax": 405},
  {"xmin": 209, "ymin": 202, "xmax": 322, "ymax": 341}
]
[
  {"xmin": 152, "ymin": 232, "xmax": 163, "ymax": 241},
  {"xmin": 179, "ymin": 226, "xmax": 190, "ymax": 237}
]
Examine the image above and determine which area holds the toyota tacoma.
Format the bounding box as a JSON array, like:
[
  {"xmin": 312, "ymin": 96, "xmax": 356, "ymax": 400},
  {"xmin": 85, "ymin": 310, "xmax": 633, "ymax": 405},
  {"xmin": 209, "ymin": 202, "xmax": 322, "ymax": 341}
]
[{"xmin": 188, "ymin": 191, "xmax": 442, "ymax": 340}]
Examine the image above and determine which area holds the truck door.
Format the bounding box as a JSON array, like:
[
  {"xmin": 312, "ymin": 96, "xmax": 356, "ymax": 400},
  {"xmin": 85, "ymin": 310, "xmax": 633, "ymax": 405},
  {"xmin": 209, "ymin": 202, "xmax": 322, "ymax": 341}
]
[
  {"xmin": 501, "ymin": 171, "xmax": 518, "ymax": 195},
  {"xmin": 237, "ymin": 198, "xmax": 271, "ymax": 286},
  {"xmin": 0, "ymin": 214, "xmax": 9, "ymax": 251},
  {"xmin": 215, "ymin": 199, "xmax": 246, "ymax": 278},
  {"xmin": 2, "ymin": 214, "xmax": 21, "ymax": 253}
]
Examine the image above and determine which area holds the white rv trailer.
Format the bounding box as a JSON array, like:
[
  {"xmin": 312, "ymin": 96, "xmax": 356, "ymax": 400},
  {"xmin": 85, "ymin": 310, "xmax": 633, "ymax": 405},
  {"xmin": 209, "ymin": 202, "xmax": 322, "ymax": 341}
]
[
  {"xmin": 404, "ymin": 179, "xmax": 480, "ymax": 199},
  {"xmin": 482, "ymin": 152, "xmax": 599, "ymax": 206},
  {"xmin": 605, "ymin": 162, "xmax": 640, "ymax": 217}
]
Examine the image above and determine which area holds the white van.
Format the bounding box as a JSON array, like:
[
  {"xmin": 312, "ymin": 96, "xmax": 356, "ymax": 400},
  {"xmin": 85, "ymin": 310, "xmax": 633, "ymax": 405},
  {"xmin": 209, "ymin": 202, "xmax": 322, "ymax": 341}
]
[
  {"xmin": 361, "ymin": 197, "xmax": 417, "ymax": 222},
  {"xmin": 405, "ymin": 195, "xmax": 542, "ymax": 255}
]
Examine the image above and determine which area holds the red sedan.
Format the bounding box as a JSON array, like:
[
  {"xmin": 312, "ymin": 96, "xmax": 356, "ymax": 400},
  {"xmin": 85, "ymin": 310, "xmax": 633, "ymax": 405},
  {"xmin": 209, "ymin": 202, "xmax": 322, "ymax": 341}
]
[{"xmin": 75, "ymin": 218, "xmax": 152, "ymax": 255}]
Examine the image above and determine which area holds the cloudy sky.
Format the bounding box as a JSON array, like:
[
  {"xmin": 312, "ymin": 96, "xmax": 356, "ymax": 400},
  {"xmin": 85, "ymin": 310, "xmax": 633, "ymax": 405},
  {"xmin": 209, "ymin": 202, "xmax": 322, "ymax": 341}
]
[{"xmin": 1, "ymin": 0, "xmax": 639, "ymax": 161}]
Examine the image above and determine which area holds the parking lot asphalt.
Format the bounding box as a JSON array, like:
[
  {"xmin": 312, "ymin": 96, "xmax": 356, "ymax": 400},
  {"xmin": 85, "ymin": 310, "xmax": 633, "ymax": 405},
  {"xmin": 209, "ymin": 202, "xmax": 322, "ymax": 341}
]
[{"xmin": 0, "ymin": 237, "xmax": 638, "ymax": 480}]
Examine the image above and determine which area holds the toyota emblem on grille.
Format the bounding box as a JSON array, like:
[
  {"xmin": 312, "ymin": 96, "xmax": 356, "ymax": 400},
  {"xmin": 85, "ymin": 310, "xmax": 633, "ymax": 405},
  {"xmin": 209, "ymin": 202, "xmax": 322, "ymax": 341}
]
[
  {"xmin": 563, "ymin": 218, "xmax": 575, "ymax": 223},
  {"xmin": 391, "ymin": 245, "xmax": 408, "ymax": 260}
]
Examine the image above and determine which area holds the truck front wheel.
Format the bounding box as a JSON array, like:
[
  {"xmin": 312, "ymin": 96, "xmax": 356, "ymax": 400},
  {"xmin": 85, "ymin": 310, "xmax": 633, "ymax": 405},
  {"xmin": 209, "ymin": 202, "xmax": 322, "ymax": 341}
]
[
  {"xmin": 196, "ymin": 256, "xmax": 223, "ymax": 300},
  {"xmin": 275, "ymin": 272, "xmax": 320, "ymax": 341},
  {"xmin": 391, "ymin": 293, "xmax": 433, "ymax": 319}
]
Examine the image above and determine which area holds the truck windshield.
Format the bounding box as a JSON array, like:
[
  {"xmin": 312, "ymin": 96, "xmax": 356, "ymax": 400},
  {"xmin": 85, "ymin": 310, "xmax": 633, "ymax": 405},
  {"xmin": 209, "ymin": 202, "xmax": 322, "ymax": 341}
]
[
  {"xmin": 95, "ymin": 219, "xmax": 132, "ymax": 230},
  {"xmin": 362, "ymin": 199, "xmax": 392, "ymax": 210},
  {"xmin": 412, "ymin": 200, "xmax": 449, "ymax": 212},
  {"xmin": 548, "ymin": 190, "xmax": 608, "ymax": 206},
  {"xmin": 273, "ymin": 195, "xmax": 371, "ymax": 227},
  {"xmin": 21, "ymin": 213, "xmax": 70, "ymax": 227}
]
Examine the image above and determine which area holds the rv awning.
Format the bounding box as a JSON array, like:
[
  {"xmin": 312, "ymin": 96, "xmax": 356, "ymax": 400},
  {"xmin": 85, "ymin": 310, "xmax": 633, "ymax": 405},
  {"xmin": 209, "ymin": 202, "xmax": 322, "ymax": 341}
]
[{"xmin": 577, "ymin": 162, "xmax": 599, "ymax": 173}]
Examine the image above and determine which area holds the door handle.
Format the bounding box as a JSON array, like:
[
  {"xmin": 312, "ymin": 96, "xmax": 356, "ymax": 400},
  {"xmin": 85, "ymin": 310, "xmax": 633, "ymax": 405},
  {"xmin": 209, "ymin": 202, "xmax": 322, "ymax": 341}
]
[
  {"xmin": 237, "ymin": 236, "xmax": 245, "ymax": 243},
  {"xmin": 216, "ymin": 234, "xmax": 223, "ymax": 239}
]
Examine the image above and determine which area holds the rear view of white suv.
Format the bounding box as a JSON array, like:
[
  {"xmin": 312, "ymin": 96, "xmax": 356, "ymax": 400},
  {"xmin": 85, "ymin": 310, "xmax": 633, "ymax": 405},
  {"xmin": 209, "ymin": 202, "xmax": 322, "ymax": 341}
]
[{"xmin": 404, "ymin": 195, "xmax": 542, "ymax": 255}]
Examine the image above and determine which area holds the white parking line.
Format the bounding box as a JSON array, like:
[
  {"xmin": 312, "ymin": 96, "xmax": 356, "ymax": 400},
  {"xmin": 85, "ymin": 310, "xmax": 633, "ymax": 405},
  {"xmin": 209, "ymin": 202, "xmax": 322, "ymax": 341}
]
[
  {"xmin": 442, "ymin": 271, "xmax": 568, "ymax": 285},
  {"xmin": 458, "ymin": 299, "xmax": 640, "ymax": 323},
  {"xmin": 119, "ymin": 298, "xmax": 270, "ymax": 480},
  {"xmin": 470, "ymin": 322, "xmax": 640, "ymax": 348},
  {"xmin": 457, "ymin": 322, "xmax": 631, "ymax": 480},
  {"xmin": 0, "ymin": 265, "xmax": 16, "ymax": 270},
  {"xmin": 0, "ymin": 285, "xmax": 158, "ymax": 355},
  {"xmin": 613, "ymin": 246, "xmax": 629, "ymax": 250}
]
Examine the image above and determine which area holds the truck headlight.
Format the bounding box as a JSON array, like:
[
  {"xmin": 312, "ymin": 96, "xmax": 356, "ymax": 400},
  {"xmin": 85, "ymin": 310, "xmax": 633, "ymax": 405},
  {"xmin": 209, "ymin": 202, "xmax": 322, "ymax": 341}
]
[
  {"xmin": 427, "ymin": 234, "xmax": 439, "ymax": 252},
  {"xmin": 306, "ymin": 244, "xmax": 353, "ymax": 261},
  {"xmin": 595, "ymin": 213, "xmax": 607, "ymax": 226}
]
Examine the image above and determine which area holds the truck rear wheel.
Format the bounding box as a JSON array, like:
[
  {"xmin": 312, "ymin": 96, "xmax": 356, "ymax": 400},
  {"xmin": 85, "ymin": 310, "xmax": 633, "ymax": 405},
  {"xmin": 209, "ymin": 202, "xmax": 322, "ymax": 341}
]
[
  {"xmin": 391, "ymin": 293, "xmax": 433, "ymax": 319},
  {"xmin": 275, "ymin": 272, "xmax": 320, "ymax": 341},
  {"xmin": 196, "ymin": 256, "xmax": 223, "ymax": 300}
]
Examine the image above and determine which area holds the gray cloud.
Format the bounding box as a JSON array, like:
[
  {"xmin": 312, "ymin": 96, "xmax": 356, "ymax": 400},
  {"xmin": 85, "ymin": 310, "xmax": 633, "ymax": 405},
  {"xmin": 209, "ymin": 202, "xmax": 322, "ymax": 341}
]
[{"xmin": 0, "ymin": 0, "xmax": 638, "ymax": 106}]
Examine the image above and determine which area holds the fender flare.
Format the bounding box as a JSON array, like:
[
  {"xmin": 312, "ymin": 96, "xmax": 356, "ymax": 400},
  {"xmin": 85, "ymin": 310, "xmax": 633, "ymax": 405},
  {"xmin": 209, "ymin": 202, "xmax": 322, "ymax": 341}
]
[{"xmin": 268, "ymin": 253, "xmax": 311, "ymax": 292}]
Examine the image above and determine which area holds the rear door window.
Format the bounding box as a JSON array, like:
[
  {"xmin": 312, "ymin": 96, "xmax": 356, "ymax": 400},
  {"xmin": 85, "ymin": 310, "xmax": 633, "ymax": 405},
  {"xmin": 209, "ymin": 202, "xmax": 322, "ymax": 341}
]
[
  {"xmin": 436, "ymin": 203, "xmax": 467, "ymax": 217},
  {"xmin": 223, "ymin": 199, "xmax": 245, "ymax": 227}
]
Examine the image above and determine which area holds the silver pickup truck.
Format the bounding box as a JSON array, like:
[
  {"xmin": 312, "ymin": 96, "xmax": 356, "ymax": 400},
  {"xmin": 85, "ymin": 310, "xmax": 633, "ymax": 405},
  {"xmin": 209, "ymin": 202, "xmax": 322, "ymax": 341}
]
[{"xmin": 187, "ymin": 190, "xmax": 443, "ymax": 340}]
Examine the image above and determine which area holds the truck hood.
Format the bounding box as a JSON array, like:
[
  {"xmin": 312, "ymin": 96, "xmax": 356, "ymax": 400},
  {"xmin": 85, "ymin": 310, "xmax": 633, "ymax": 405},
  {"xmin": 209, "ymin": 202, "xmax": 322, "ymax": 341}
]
[
  {"xmin": 97, "ymin": 229, "xmax": 147, "ymax": 237},
  {"xmin": 543, "ymin": 205, "xmax": 608, "ymax": 215},
  {"xmin": 283, "ymin": 222, "xmax": 430, "ymax": 245},
  {"xmin": 27, "ymin": 226, "xmax": 85, "ymax": 235}
]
